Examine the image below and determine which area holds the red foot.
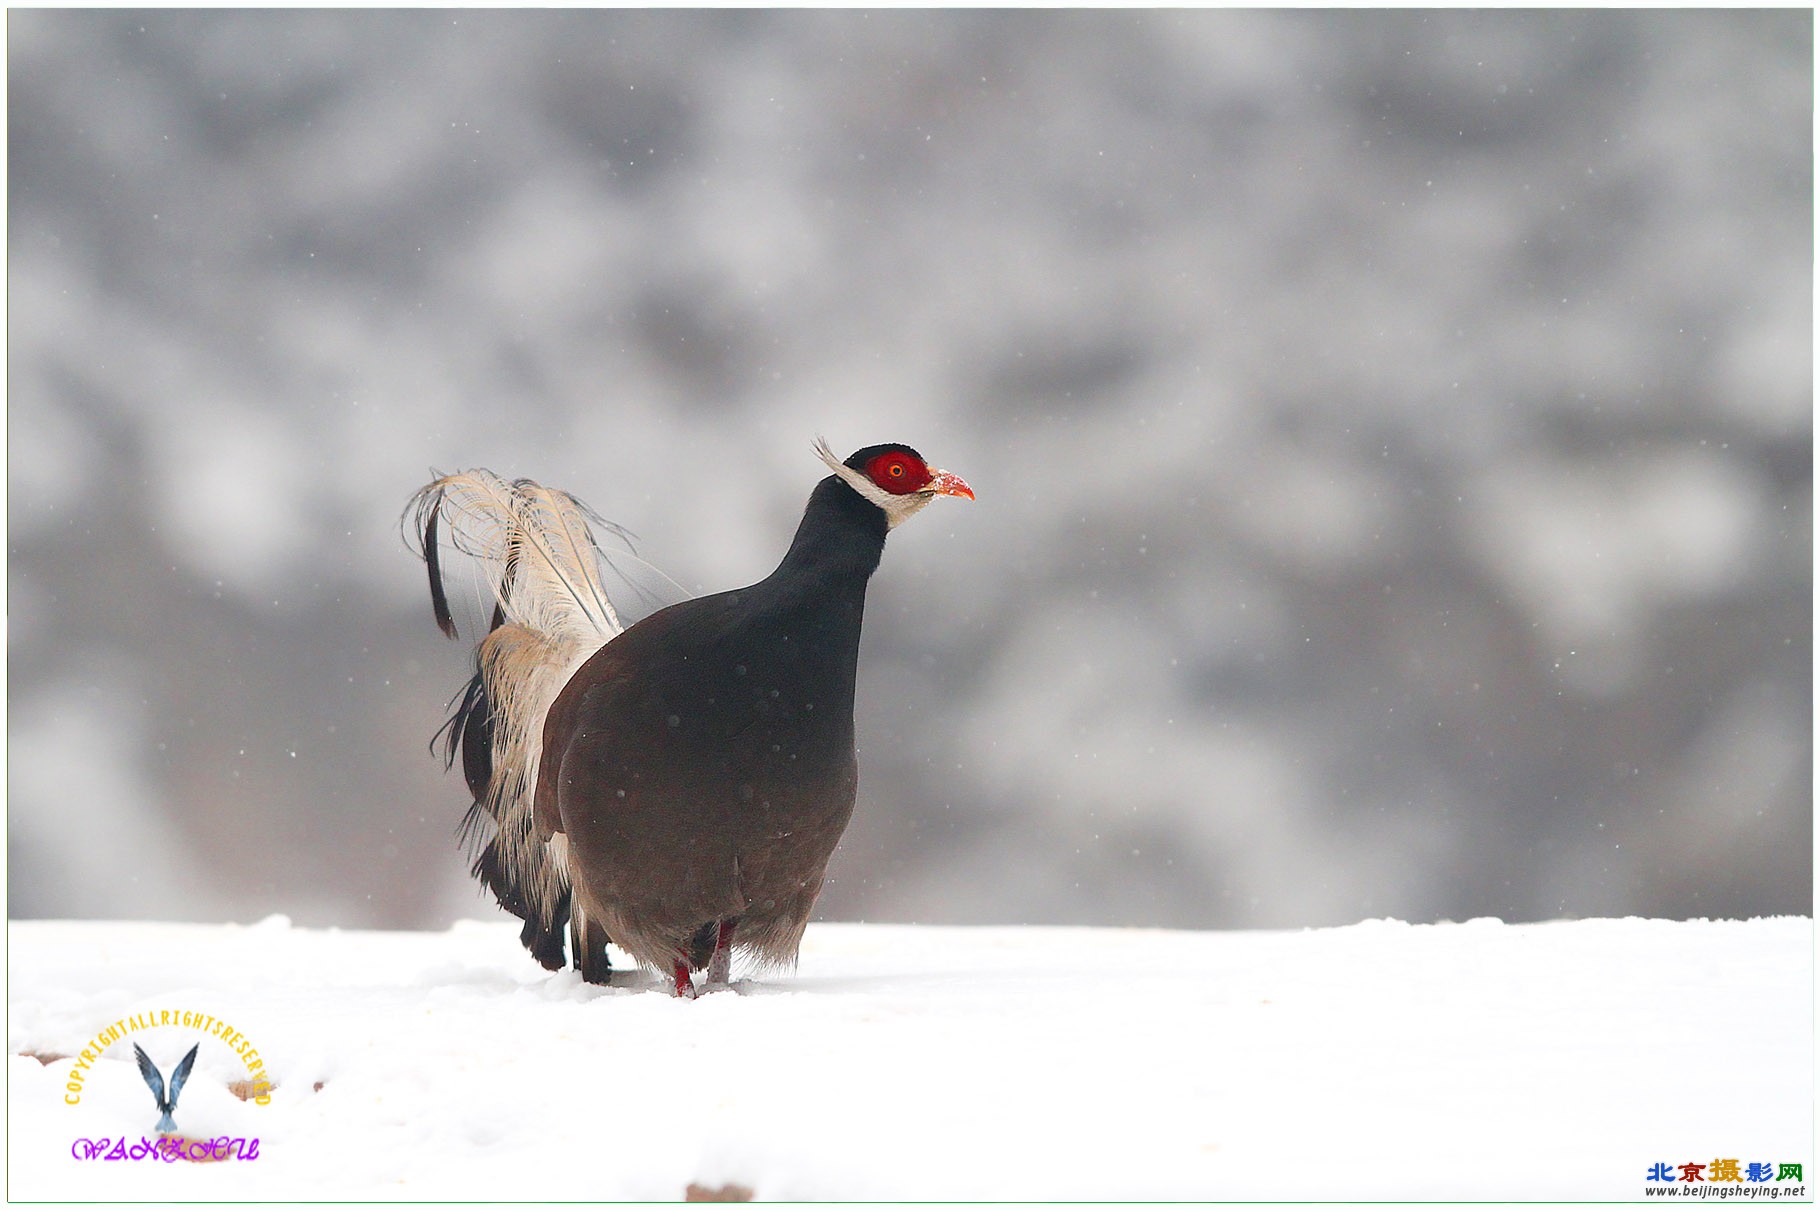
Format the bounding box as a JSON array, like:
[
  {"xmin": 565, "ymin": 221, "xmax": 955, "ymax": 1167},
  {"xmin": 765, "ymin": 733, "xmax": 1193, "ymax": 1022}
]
[{"xmin": 671, "ymin": 961, "xmax": 697, "ymax": 999}]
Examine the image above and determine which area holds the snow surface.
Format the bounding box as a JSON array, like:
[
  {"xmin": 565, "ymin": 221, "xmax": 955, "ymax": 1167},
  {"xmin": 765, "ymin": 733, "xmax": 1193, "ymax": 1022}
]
[{"xmin": 8, "ymin": 915, "xmax": 1812, "ymax": 1201}]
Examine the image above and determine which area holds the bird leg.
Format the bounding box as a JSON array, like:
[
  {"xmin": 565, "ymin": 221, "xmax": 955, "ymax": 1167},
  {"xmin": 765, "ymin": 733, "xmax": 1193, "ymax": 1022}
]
[
  {"xmin": 571, "ymin": 907, "xmax": 612, "ymax": 986},
  {"xmin": 670, "ymin": 961, "xmax": 697, "ymax": 999},
  {"xmin": 705, "ymin": 919, "xmax": 737, "ymax": 986}
]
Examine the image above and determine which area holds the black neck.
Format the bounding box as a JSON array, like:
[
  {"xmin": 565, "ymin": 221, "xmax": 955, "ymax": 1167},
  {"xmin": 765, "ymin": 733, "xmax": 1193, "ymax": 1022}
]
[{"xmin": 767, "ymin": 475, "xmax": 887, "ymax": 592}]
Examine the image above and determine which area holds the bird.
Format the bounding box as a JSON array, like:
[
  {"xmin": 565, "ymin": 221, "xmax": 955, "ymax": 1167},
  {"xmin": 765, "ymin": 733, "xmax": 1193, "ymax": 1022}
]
[
  {"xmin": 407, "ymin": 439, "xmax": 972, "ymax": 996},
  {"xmin": 132, "ymin": 1042, "xmax": 199, "ymax": 1134}
]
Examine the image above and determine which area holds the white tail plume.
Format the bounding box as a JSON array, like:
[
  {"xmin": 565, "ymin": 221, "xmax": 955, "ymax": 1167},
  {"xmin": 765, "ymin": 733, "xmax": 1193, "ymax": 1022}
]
[{"xmin": 405, "ymin": 469, "xmax": 629, "ymax": 972}]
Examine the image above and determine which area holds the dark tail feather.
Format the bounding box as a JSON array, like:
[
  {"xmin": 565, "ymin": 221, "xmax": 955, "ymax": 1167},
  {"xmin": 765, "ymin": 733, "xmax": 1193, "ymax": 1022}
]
[
  {"xmin": 522, "ymin": 885, "xmax": 572, "ymax": 971},
  {"xmin": 422, "ymin": 487, "xmax": 459, "ymax": 639},
  {"xmin": 446, "ymin": 671, "xmax": 564, "ymax": 967},
  {"xmin": 435, "ymin": 669, "xmax": 493, "ymax": 802},
  {"xmin": 447, "ymin": 650, "xmax": 563, "ymax": 968},
  {"xmin": 471, "ymin": 831, "xmax": 571, "ymax": 971},
  {"xmin": 407, "ymin": 469, "xmax": 630, "ymax": 979}
]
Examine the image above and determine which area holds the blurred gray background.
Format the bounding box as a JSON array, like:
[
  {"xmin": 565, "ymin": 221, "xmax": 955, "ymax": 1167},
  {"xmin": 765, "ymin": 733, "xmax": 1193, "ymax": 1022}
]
[{"xmin": 9, "ymin": 10, "xmax": 1811, "ymax": 934}]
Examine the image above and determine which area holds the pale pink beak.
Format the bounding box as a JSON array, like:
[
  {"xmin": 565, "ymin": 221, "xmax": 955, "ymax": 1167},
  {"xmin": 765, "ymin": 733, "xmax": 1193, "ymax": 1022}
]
[{"xmin": 929, "ymin": 468, "xmax": 975, "ymax": 501}]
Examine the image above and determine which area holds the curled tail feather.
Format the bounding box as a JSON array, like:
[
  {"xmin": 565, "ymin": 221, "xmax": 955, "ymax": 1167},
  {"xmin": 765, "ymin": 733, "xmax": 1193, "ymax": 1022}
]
[{"xmin": 406, "ymin": 470, "xmax": 626, "ymax": 976}]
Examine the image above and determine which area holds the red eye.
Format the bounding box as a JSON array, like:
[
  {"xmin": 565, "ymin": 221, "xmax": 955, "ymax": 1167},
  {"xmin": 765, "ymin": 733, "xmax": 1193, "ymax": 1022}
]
[{"xmin": 865, "ymin": 452, "xmax": 932, "ymax": 495}]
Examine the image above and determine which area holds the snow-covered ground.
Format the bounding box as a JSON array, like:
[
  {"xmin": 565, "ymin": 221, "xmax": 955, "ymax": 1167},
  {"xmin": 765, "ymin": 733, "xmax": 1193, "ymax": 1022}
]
[{"xmin": 9, "ymin": 915, "xmax": 1812, "ymax": 1201}]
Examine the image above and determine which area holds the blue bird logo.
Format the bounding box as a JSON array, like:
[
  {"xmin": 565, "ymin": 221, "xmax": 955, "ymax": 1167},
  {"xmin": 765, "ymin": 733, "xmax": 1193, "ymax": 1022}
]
[{"xmin": 132, "ymin": 1042, "xmax": 199, "ymax": 1135}]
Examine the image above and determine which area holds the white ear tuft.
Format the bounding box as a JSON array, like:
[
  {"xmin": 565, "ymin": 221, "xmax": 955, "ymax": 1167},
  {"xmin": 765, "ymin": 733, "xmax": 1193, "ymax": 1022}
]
[
  {"xmin": 812, "ymin": 436, "xmax": 886, "ymax": 504},
  {"xmin": 812, "ymin": 435, "xmax": 845, "ymax": 475},
  {"xmin": 810, "ymin": 435, "xmax": 939, "ymax": 530}
]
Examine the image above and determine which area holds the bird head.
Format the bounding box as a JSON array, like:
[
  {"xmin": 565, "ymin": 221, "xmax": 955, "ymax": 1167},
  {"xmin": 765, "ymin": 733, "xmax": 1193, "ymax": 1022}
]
[{"xmin": 813, "ymin": 437, "xmax": 974, "ymax": 530}]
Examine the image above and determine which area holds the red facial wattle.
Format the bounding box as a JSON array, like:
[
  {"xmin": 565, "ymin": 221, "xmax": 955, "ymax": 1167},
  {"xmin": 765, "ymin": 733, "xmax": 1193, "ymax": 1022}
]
[
  {"xmin": 865, "ymin": 451, "xmax": 934, "ymax": 495},
  {"xmin": 863, "ymin": 451, "xmax": 974, "ymax": 500}
]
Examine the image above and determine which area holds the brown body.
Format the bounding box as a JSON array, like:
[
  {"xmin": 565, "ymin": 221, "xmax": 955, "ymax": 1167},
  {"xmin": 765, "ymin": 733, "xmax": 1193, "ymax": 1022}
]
[
  {"xmin": 532, "ymin": 478, "xmax": 879, "ymax": 975},
  {"xmin": 415, "ymin": 443, "xmax": 970, "ymax": 991}
]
